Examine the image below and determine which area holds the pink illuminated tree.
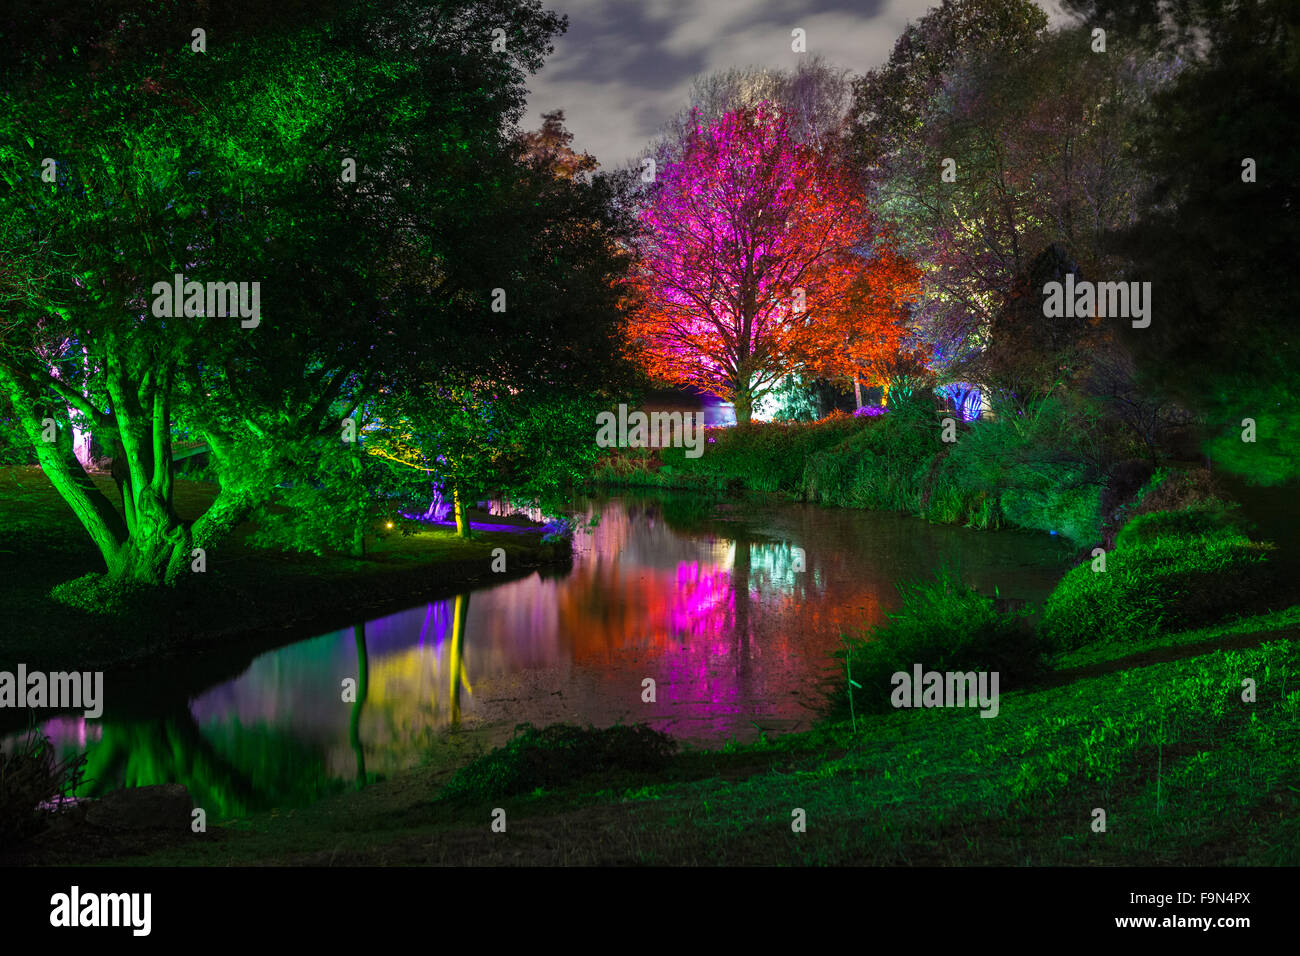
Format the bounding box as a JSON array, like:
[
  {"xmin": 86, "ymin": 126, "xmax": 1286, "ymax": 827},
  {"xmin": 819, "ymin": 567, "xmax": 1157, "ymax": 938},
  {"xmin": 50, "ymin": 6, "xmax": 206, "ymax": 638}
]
[{"xmin": 629, "ymin": 105, "xmax": 889, "ymax": 423}]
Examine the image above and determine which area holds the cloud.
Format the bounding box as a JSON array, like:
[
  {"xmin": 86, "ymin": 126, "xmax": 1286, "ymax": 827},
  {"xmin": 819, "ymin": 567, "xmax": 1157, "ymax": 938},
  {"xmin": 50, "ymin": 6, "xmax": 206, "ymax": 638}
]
[
  {"xmin": 524, "ymin": 0, "xmax": 928, "ymax": 170},
  {"xmin": 523, "ymin": 0, "xmax": 1079, "ymax": 169}
]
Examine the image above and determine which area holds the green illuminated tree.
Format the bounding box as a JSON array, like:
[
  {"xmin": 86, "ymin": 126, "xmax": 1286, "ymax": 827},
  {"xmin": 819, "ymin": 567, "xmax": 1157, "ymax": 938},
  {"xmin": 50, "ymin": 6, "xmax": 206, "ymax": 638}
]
[{"xmin": 0, "ymin": 0, "xmax": 597, "ymax": 586}]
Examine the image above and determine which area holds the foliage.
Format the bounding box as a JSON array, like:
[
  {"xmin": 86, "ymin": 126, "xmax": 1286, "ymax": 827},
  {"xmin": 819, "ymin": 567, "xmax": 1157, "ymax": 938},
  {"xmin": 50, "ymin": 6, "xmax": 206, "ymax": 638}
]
[
  {"xmin": 0, "ymin": 729, "xmax": 87, "ymax": 850},
  {"xmin": 660, "ymin": 414, "xmax": 866, "ymax": 493},
  {"xmin": 48, "ymin": 571, "xmax": 160, "ymax": 616},
  {"xmin": 830, "ymin": 568, "xmax": 1042, "ymax": 719},
  {"xmin": 849, "ymin": 0, "xmax": 1048, "ymax": 171},
  {"xmin": 802, "ymin": 400, "xmax": 937, "ymax": 514},
  {"xmin": 1041, "ymin": 525, "xmax": 1276, "ymax": 652},
  {"xmin": 652, "ymin": 57, "xmax": 855, "ymax": 164},
  {"xmin": 629, "ymin": 105, "xmax": 901, "ymax": 424},
  {"xmin": 946, "ymin": 392, "xmax": 1106, "ymax": 543},
  {"xmin": 1111, "ymin": 467, "xmax": 1241, "ymax": 549},
  {"xmin": 0, "ymin": 2, "xmax": 634, "ymax": 583},
  {"xmin": 245, "ymin": 433, "xmax": 398, "ymax": 557},
  {"xmin": 858, "ymin": 20, "xmax": 1164, "ymax": 374},
  {"xmin": 367, "ymin": 385, "xmax": 609, "ymax": 535},
  {"xmin": 1105, "ymin": 0, "xmax": 1300, "ymax": 482},
  {"xmin": 753, "ymin": 375, "xmax": 824, "ymax": 422}
]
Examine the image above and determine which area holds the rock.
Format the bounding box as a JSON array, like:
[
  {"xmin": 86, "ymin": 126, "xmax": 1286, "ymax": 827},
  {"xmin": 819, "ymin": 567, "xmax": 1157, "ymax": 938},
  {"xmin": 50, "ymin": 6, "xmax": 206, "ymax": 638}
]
[{"xmin": 84, "ymin": 784, "xmax": 193, "ymax": 832}]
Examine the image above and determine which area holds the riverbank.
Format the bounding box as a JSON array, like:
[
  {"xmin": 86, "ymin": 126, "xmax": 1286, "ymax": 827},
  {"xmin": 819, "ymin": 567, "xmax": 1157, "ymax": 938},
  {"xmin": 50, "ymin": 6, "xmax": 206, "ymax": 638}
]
[
  {"xmin": 9, "ymin": 603, "xmax": 1298, "ymax": 866},
  {"xmin": 589, "ymin": 402, "xmax": 1162, "ymax": 549},
  {"xmin": 0, "ymin": 467, "xmax": 570, "ymax": 675}
]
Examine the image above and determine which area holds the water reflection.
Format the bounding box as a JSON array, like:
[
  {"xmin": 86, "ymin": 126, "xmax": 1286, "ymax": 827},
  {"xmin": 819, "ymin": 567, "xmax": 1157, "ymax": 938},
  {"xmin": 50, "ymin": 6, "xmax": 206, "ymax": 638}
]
[{"xmin": 9, "ymin": 493, "xmax": 1073, "ymax": 816}]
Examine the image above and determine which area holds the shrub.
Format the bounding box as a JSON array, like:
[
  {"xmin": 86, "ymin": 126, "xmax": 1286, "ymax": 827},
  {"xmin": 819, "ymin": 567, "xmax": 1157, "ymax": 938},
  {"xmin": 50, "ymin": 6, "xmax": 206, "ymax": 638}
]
[
  {"xmin": 802, "ymin": 402, "xmax": 936, "ymax": 512},
  {"xmin": 1114, "ymin": 506, "xmax": 1240, "ymax": 550},
  {"xmin": 947, "ymin": 394, "xmax": 1105, "ymax": 544},
  {"xmin": 1109, "ymin": 467, "xmax": 1239, "ymax": 547},
  {"xmin": 829, "ymin": 569, "xmax": 1044, "ymax": 720},
  {"xmin": 1001, "ymin": 481, "xmax": 1103, "ymax": 545},
  {"xmin": 439, "ymin": 723, "xmax": 677, "ymax": 801},
  {"xmin": 0, "ymin": 731, "xmax": 87, "ymax": 850},
  {"xmin": 661, "ymin": 414, "xmax": 865, "ymax": 493},
  {"xmin": 1122, "ymin": 466, "xmax": 1226, "ymax": 517},
  {"xmin": 1041, "ymin": 525, "xmax": 1276, "ymax": 652}
]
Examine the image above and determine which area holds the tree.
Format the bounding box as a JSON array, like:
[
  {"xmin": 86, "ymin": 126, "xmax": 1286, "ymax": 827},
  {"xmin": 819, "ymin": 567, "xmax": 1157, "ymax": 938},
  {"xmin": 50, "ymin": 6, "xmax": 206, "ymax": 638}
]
[
  {"xmin": 0, "ymin": 0, "xmax": 571, "ymax": 586},
  {"xmin": 313, "ymin": 111, "xmax": 639, "ymax": 541},
  {"xmin": 629, "ymin": 106, "xmax": 876, "ymax": 424},
  {"xmin": 857, "ymin": 25, "xmax": 1166, "ymax": 378},
  {"xmin": 800, "ymin": 235, "xmax": 920, "ymax": 408},
  {"xmin": 518, "ymin": 109, "xmax": 598, "ymax": 180},
  {"xmin": 1099, "ymin": 0, "xmax": 1300, "ymax": 482},
  {"xmin": 653, "ymin": 57, "xmax": 855, "ymax": 166},
  {"xmin": 848, "ymin": 0, "xmax": 1047, "ymax": 180}
]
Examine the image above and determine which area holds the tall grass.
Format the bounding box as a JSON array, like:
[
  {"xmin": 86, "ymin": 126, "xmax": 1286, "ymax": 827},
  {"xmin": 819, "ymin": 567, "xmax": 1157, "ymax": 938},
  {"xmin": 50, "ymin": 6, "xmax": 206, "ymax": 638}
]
[
  {"xmin": 829, "ymin": 568, "xmax": 1044, "ymax": 721},
  {"xmin": 0, "ymin": 729, "xmax": 87, "ymax": 850},
  {"xmin": 660, "ymin": 414, "xmax": 866, "ymax": 493}
]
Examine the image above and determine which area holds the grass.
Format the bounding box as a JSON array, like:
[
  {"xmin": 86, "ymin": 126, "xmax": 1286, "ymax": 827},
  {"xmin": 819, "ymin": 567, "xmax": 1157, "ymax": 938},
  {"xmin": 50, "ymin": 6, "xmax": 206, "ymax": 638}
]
[
  {"xmin": 6, "ymin": 455, "xmax": 1296, "ymax": 866},
  {"xmin": 0, "ymin": 728, "xmax": 87, "ymax": 851},
  {"xmin": 440, "ymin": 724, "xmax": 678, "ymax": 803},
  {"xmin": 829, "ymin": 568, "xmax": 1043, "ymax": 720}
]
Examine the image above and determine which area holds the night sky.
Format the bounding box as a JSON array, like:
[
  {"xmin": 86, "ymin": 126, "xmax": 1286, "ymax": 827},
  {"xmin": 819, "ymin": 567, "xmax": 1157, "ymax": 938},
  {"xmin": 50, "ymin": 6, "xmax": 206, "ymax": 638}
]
[{"xmin": 524, "ymin": 0, "xmax": 1073, "ymax": 170}]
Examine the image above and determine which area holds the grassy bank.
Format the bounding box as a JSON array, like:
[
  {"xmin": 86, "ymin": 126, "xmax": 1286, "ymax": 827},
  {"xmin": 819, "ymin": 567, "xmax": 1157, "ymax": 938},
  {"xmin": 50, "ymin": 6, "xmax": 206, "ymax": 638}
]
[
  {"xmin": 592, "ymin": 398, "xmax": 1139, "ymax": 547},
  {"xmin": 0, "ymin": 466, "xmax": 569, "ymax": 673}
]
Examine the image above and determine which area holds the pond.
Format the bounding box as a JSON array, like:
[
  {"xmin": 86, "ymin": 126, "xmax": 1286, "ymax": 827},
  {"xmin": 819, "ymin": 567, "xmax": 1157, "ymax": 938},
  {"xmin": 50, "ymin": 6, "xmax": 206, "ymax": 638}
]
[{"xmin": 17, "ymin": 493, "xmax": 1075, "ymax": 817}]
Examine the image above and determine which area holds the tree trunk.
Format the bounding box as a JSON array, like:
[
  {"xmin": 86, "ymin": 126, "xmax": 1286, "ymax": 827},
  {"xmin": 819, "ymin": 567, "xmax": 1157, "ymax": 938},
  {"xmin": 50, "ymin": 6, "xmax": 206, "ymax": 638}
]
[
  {"xmin": 453, "ymin": 487, "xmax": 471, "ymax": 538},
  {"xmin": 732, "ymin": 381, "xmax": 753, "ymax": 426},
  {"xmin": 853, "ymin": 376, "xmax": 863, "ymax": 410}
]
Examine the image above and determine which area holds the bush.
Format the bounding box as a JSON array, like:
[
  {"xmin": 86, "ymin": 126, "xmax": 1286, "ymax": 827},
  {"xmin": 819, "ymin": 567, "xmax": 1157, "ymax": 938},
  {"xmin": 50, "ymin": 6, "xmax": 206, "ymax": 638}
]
[
  {"xmin": 829, "ymin": 569, "xmax": 1044, "ymax": 720},
  {"xmin": 1001, "ymin": 481, "xmax": 1103, "ymax": 545},
  {"xmin": 1041, "ymin": 525, "xmax": 1276, "ymax": 652},
  {"xmin": 1114, "ymin": 506, "xmax": 1240, "ymax": 550},
  {"xmin": 660, "ymin": 414, "xmax": 866, "ymax": 493},
  {"xmin": 803, "ymin": 402, "xmax": 936, "ymax": 512},
  {"xmin": 439, "ymin": 723, "xmax": 677, "ymax": 801},
  {"xmin": 0, "ymin": 731, "xmax": 87, "ymax": 850},
  {"xmin": 946, "ymin": 394, "xmax": 1105, "ymax": 544},
  {"xmin": 1110, "ymin": 467, "xmax": 1239, "ymax": 546}
]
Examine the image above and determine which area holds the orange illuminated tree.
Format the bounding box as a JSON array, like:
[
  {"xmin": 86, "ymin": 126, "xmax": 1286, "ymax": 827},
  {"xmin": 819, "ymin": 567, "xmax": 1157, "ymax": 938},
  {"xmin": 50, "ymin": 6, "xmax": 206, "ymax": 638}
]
[
  {"xmin": 630, "ymin": 105, "xmax": 909, "ymax": 424},
  {"xmin": 800, "ymin": 234, "xmax": 921, "ymax": 407}
]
